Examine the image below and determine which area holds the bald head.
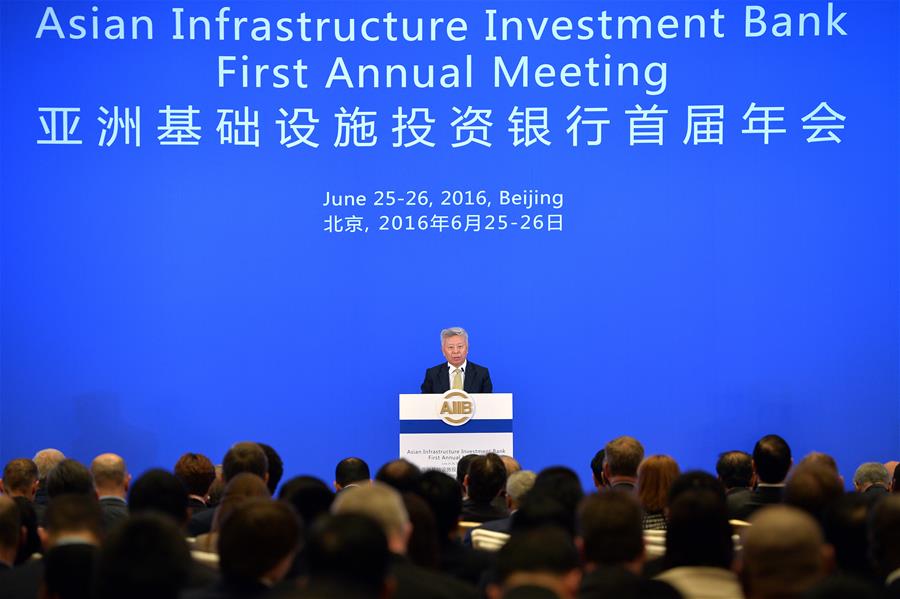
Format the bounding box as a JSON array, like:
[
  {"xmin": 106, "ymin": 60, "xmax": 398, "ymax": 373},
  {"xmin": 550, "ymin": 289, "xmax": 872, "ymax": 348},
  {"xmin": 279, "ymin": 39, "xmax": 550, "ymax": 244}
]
[
  {"xmin": 91, "ymin": 454, "xmax": 129, "ymax": 496},
  {"xmin": 742, "ymin": 506, "xmax": 829, "ymax": 599},
  {"xmin": 33, "ymin": 449, "xmax": 66, "ymax": 481}
]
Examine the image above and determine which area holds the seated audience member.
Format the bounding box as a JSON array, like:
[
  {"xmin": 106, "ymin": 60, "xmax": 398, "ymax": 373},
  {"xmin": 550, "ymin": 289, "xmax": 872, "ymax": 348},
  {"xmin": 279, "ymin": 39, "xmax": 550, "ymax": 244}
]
[
  {"xmin": 279, "ymin": 476, "xmax": 335, "ymax": 529},
  {"xmin": 194, "ymin": 473, "xmax": 270, "ymax": 553},
  {"xmin": 655, "ymin": 488, "xmax": 741, "ymax": 599},
  {"xmin": 525, "ymin": 467, "xmax": 585, "ymax": 536},
  {"xmin": 730, "ymin": 434, "xmax": 792, "ymax": 521},
  {"xmin": 175, "ymin": 453, "xmax": 217, "ymax": 516},
  {"xmin": 740, "ymin": 506, "xmax": 831, "ymax": 599},
  {"xmin": 332, "ymin": 482, "xmax": 479, "ymax": 599},
  {"xmin": 868, "ymin": 494, "xmax": 900, "ymax": 595},
  {"xmin": 637, "ymin": 456, "xmax": 680, "ymax": 530},
  {"xmin": 590, "ymin": 450, "xmax": 607, "ymax": 491},
  {"xmin": 716, "ymin": 451, "xmax": 753, "ymax": 519},
  {"xmin": 334, "ymin": 457, "xmax": 371, "ymax": 492},
  {"xmin": 462, "ymin": 454, "xmax": 509, "ymax": 523},
  {"xmin": 90, "ymin": 453, "xmax": 130, "ymax": 531},
  {"xmin": 376, "ymin": 459, "xmax": 423, "ymax": 495},
  {"xmin": 478, "ymin": 470, "xmax": 536, "ymax": 536},
  {"xmin": 457, "ymin": 455, "xmax": 480, "ymax": 494},
  {"xmin": 32, "ymin": 449, "xmax": 65, "ymax": 508},
  {"xmin": 403, "ymin": 492, "xmax": 440, "ymax": 570},
  {"xmin": 416, "ymin": 470, "xmax": 493, "ymax": 585},
  {"xmin": 800, "ymin": 452, "xmax": 840, "ymax": 473},
  {"xmin": 0, "ymin": 496, "xmax": 20, "ymax": 571},
  {"xmin": 95, "ymin": 513, "xmax": 192, "ymax": 599},
  {"xmin": 854, "ymin": 462, "xmax": 891, "ymax": 498},
  {"xmin": 42, "ymin": 534, "xmax": 97, "ymax": 599},
  {"xmin": 888, "ymin": 462, "xmax": 900, "ymax": 493},
  {"xmin": 603, "ymin": 437, "xmax": 645, "ymax": 493},
  {"xmin": 302, "ymin": 513, "xmax": 393, "ymax": 599},
  {"xmin": 783, "ymin": 462, "xmax": 844, "ymax": 523},
  {"xmin": 129, "ymin": 468, "xmax": 190, "ymax": 526},
  {"xmin": 501, "ymin": 456, "xmax": 522, "ymax": 477},
  {"xmin": 1, "ymin": 459, "xmax": 39, "ymax": 501},
  {"xmin": 11, "ymin": 497, "xmax": 41, "ymax": 564},
  {"xmin": 256, "ymin": 443, "xmax": 284, "ymax": 496},
  {"xmin": 45, "ymin": 460, "xmax": 94, "ymax": 500},
  {"xmin": 822, "ymin": 493, "xmax": 875, "ymax": 581},
  {"xmin": 577, "ymin": 492, "xmax": 680, "ymax": 599},
  {"xmin": 189, "ymin": 442, "xmax": 269, "ymax": 536},
  {"xmin": 488, "ymin": 526, "xmax": 581, "ymax": 599}
]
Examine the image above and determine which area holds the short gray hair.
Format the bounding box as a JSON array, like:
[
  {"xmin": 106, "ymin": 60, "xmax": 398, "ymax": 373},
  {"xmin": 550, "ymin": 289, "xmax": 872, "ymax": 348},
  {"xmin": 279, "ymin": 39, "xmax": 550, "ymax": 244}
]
[
  {"xmin": 331, "ymin": 481, "xmax": 409, "ymax": 538},
  {"xmin": 440, "ymin": 327, "xmax": 468, "ymax": 344},
  {"xmin": 506, "ymin": 470, "xmax": 536, "ymax": 503},
  {"xmin": 854, "ymin": 462, "xmax": 890, "ymax": 488}
]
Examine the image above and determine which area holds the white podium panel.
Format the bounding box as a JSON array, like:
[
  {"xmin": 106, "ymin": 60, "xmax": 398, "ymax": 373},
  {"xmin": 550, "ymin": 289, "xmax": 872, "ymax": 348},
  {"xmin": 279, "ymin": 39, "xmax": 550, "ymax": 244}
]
[{"xmin": 399, "ymin": 391, "xmax": 513, "ymax": 475}]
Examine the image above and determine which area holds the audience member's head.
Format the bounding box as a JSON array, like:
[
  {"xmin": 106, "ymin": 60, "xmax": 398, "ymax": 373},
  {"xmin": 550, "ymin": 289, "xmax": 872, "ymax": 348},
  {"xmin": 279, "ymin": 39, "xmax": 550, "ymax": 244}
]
[
  {"xmin": 590, "ymin": 449, "xmax": 607, "ymax": 489},
  {"xmin": 94, "ymin": 513, "xmax": 191, "ymax": 599},
  {"xmin": 1, "ymin": 458, "xmax": 39, "ymax": 499},
  {"xmin": 506, "ymin": 470, "xmax": 537, "ymax": 511},
  {"xmin": 222, "ymin": 441, "xmax": 269, "ymax": 483},
  {"xmin": 0, "ymin": 496, "xmax": 21, "ymax": 566},
  {"xmin": 173, "ymin": 452, "xmax": 216, "ymax": 499},
  {"xmin": 128, "ymin": 469, "xmax": 189, "ymax": 525},
  {"xmin": 578, "ymin": 491, "xmax": 644, "ymax": 571},
  {"xmin": 491, "ymin": 526, "xmax": 581, "ymax": 599},
  {"xmin": 666, "ymin": 488, "xmax": 733, "ymax": 570},
  {"xmin": 637, "ymin": 455, "xmax": 680, "ymax": 515},
  {"xmin": 868, "ymin": 494, "xmax": 900, "ymax": 578},
  {"xmin": 854, "ymin": 462, "xmax": 890, "ymax": 494},
  {"xmin": 278, "ymin": 475, "xmax": 335, "ymax": 529},
  {"xmin": 403, "ymin": 492, "xmax": 439, "ymax": 569},
  {"xmin": 218, "ymin": 498, "xmax": 301, "ymax": 588},
  {"xmin": 335, "ymin": 457, "xmax": 371, "ymax": 491},
  {"xmin": 44, "ymin": 542, "xmax": 97, "ymax": 599},
  {"xmin": 716, "ymin": 451, "xmax": 753, "ymax": 490},
  {"xmin": 513, "ymin": 494, "xmax": 573, "ymax": 535},
  {"xmin": 256, "ymin": 442, "xmax": 284, "ymax": 495},
  {"xmin": 668, "ymin": 470, "xmax": 726, "ymax": 504},
  {"xmin": 466, "ymin": 453, "xmax": 508, "ymax": 503},
  {"xmin": 12, "ymin": 496, "xmax": 41, "ymax": 564},
  {"xmin": 528, "ymin": 467, "xmax": 584, "ymax": 534},
  {"xmin": 90, "ymin": 453, "xmax": 129, "ymax": 497},
  {"xmin": 800, "ymin": 452, "xmax": 840, "ymax": 474},
  {"xmin": 332, "ymin": 482, "xmax": 411, "ymax": 555},
  {"xmin": 43, "ymin": 494, "xmax": 103, "ymax": 547},
  {"xmin": 741, "ymin": 506, "xmax": 830, "ymax": 599},
  {"xmin": 46, "ymin": 459, "xmax": 94, "ymax": 498},
  {"xmin": 33, "ymin": 449, "xmax": 66, "ymax": 483},
  {"xmin": 211, "ymin": 472, "xmax": 271, "ymax": 533},
  {"xmin": 888, "ymin": 461, "xmax": 899, "ymax": 493},
  {"xmin": 604, "ymin": 436, "xmax": 645, "ymax": 480},
  {"xmin": 501, "ymin": 455, "xmax": 522, "ymax": 476},
  {"xmin": 784, "ymin": 462, "xmax": 844, "ymax": 521},
  {"xmin": 415, "ymin": 470, "xmax": 462, "ymax": 540},
  {"xmin": 457, "ymin": 454, "xmax": 479, "ymax": 488},
  {"xmin": 823, "ymin": 493, "xmax": 872, "ymax": 579},
  {"xmin": 376, "ymin": 459, "xmax": 422, "ymax": 495},
  {"xmin": 752, "ymin": 434, "xmax": 792, "ymax": 484},
  {"xmin": 306, "ymin": 514, "xmax": 392, "ymax": 597}
]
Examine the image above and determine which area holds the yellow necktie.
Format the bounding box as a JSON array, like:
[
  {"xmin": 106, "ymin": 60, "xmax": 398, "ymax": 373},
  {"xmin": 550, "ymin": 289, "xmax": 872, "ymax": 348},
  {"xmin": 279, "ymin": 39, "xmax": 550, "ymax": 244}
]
[{"xmin": 452, "ymin": 368, "xmax": 463, "ymax": 390}]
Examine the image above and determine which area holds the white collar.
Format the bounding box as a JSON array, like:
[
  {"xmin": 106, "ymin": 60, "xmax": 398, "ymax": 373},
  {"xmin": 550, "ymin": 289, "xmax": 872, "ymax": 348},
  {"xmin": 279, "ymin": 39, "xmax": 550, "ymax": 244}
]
[{"xmin": 448, "ymin": 361, "xmax": 468, "ymax": 372}]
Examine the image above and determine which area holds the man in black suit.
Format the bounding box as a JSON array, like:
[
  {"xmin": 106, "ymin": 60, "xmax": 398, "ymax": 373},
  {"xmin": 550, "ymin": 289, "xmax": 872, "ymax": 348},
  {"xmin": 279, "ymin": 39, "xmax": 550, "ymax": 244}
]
[
  {"xmin": 729, "ymin": 434, "xmax": 792, "ymax": 521},
  {"xmin": 421, "ymin": 327, "xmax": 492, "ymax": 394},
  {"xmin": 0, "ymin": 496, "xmax": 19, "ymax": 572},
  {"xmin": 603, "ymin": 437, "xmax": 644, "ymax": 493},
  {"xmin": 716, "ymin": 450, "xmax": 753, "ymax": 519},
  {"xmin": 91, "ymin": 453, "xmax": 130, "ymax": 531},
  {"xmin": 870, "ymin": 495, "xmax": 900, "ymax": 597}
]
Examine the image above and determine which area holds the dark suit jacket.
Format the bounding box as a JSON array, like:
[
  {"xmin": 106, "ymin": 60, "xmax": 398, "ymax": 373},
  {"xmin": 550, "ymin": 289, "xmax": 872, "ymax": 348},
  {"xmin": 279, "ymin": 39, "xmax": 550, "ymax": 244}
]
[
  {"xmin": 99, "ymin": 496, "xmax": 129, "ymax": 531},
  {"xmin": 189, "ymin": 507, "xmax": 216, "ymax": 537},
  {"xmin": 392, "ymin": 554, "xmax": 480, "ymax": 599},
  {"xmin": 729, "ymin": 485, "xmax": 784, "ymax": 521},
  {"xmin": 580, "ymin": 565, "xmax": 682, "ymax": 599},
  {"xmin": 421, "ymin": 362, "xmax": 492, "ymax": 394}
]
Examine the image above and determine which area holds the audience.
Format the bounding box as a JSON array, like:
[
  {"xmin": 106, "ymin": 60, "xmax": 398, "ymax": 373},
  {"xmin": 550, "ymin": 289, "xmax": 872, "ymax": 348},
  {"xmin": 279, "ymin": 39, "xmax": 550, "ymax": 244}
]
[
  {"xmin": 854, "ymin": 462, "xmax": 891, "ymax": 498},
  {"xmin": 869, "ymin": 494, "xmax": 900, "ymax": 593},
  {"xmin": 783, "ymin": 462, "xmax": 843, "ymax": 523},
  {"xmin": 174, "ymin": 453, "xmax": 216, "ymax": 516},
  {"xmin": 0, "ymin": 496, "xmax": 20, "ymax": 571},
  {"xmin": 603, "ymin": 437, "xmax": 644, "ymax": 492},
  {"xmin": 376, "ymin": 459, "xmax": 423, "ymax": 495},
  {"xmin": 637, "ymin": 456, "xmax": 680, "ymax": 530},
  {"xmin": 90, "ymin": 453, "xmax": 130, "ymax": 532},
  {"xmin": 0, "ymin": 459, "xmax": 39, "ymax": 501},
  {"xmin": 462, "ymin": 454, "xmax": 509, "ymax": 523},
  {"xmin": 45, "ymin": 459, "xmax": 94, "ymax": 500},
  {"xmin": 489, "ymin": 526, "xmax": 580, "ymax": 599},
  {"xmin": 716, "ymin": 451, "xmax": 752, "ymax": 519},
  {"xmin": 589, "ymin": 450, "xmax": 607, "ymax": 491},
  {"xmin": 729, "ymin": 434, "xmax": 791, "ymax": 521},
  {"xmin": 334, "ymin": 457, "xmax": 371, "ymax": 492}
]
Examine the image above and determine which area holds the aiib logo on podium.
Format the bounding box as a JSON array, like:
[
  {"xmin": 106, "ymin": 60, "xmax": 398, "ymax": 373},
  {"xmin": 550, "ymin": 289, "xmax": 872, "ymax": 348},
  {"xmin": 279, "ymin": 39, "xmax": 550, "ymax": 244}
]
[{"xmin": 439, "ymin": 390, "xmax": 475, "ymax": 426}]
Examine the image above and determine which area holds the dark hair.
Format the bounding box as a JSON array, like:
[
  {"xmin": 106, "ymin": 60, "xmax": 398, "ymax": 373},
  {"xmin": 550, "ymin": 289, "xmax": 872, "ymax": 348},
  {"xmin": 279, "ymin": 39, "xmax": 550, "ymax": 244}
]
[
  {"xmin": 403, "ymin": 492, "xmax": 439, "ymax": 569},
  {"xmin": 3, "ymin": 459, "xmax": 38, "ymax": 495},
  {"xmin": 665, "ymin": 488, "xmax": 733, "ymax": 569},
  {"xmin": 604, "ymin": 437, "xmax": 645, "ymax": 478},
  {"xmin": 94, "ymin": 513, "xmax": 191, "ymax": 599},
  {"xmin": 12, "ymin": 496, "xmax": 41, "ymax": 564},
  {"xmin": 223, "ymin": 442, "xmax": 268, "ymax": 483},
  {"xmin": 44, "ymin": 544, "xmax": 97, "ymax": 599},
  {"xmin": 335, "ymin": 457, "xmax": 371, "ymax": 488},
  {"xmin": 307, "ymin": 514, "xmax": 390, "ymax": 594},
  {"xmin": 823, "ymin": 493, "xmax": 872, "ymax": 578},
  {"xmin": 668, "ymin": 470, "xmax": 726, "ymax": 504},
  {"xmin": 495, "ymin": 526, "xmax": 579, "ymax": 583},
  {"xmin": 45, "ymin": 494, "xmax": 103, "ymax": 537},
  {"xmin": 578, "ymin": 492, "xmax": 644, "ymax": 565},
  {"xmin": 128, "ymin": 469, "xmax": 189, "ymax": 524},
  {"xmin": 753, "ymin": 434, "xmax": 792, "ymax": 484},
  {"xmin": 868, "ymin": 495, "xmax": 900, "ymax": 575},
  {"xmin": 46, "ymin": 459, "xmax": 94, "ymax": 498},
  {"xmin": 279, "ymin": 476, "xmax": 335, "ymax": 528},
  {"xmin": 257, "ymin": 442, "xmax": 284, "ymax": 495},
  {"xmin": 785, "ymin": 463, "xmax": 844, "ymax": 522},
  {"xmin": 466, "ymin": 453, "xmax": 507, "ymax": 502},
  {"xmin": 218, "ymin": 499, "xmax": 301, "ymax": 586},
  {"xmin": 375, "ymin": 459, "xmax": 422, "ymax": 494},
  {"xmin": 415, "ymin": 470, "xmax": 463, "ymax": 539},
  {"xmin": 173, "ymin": 453, "xmax": 216, "ymax": 497},
  {"xmin": 527, "ymin": 466, "xmax": 584, "ymax": 534},
  {"xmin": 590, "ymin": 450, "xmax": 606, "ymax": 484},
  {"xmin": 512, "ymin": 494, "xmax": 572, "ymax": 535},
  {"xmin": 457, "ymin": 454, "xmax": 479, "ymax": 486},
  {"xmin": 716, "ymin": 451, "xmax": 753, "ymax": 489},
  {"xmin": 0, "ymin": 497, "xmax": 21, "ymax": 550}
]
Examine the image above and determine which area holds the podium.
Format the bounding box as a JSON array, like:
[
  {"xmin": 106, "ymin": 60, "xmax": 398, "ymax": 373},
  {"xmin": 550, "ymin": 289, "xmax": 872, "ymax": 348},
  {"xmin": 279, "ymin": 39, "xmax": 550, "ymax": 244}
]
[{"xmin": 399, "ymin": 391, "xmax": 513, "ymax": 475}]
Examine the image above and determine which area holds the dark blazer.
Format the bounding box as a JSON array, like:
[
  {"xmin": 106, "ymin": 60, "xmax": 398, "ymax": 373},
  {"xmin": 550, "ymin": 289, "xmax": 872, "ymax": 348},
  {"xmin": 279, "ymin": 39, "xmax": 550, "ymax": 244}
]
[
  {"xmin": 188, "ymin": 507, "xmax": 216, "ymax": 537},
  {"xmin": 99, "ymin": 496, "xmax": 129, "ymax": 531},
  {"xmin": 420, "ymin": 362, "xmax": 492, "ymax": 394},
  {"xmin": 729, "ymin": 485, "xmax": 784, "ymax": 521},
  {"xmin": 580, "ymin": 565, "xmax": 682, "ymax": 599}
]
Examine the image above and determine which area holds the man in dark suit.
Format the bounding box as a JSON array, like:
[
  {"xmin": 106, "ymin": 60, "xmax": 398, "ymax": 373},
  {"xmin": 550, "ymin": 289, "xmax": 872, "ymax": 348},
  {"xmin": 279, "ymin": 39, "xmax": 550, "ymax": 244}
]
[
  {"xmin": 91, "ymin": 453, "xmax": 130, "ymax": 531},
  {"xmin": 421, "ymin": 327, "xmax": 492, "ymax": 394},
  {"xmin": 0, "ymin": 496, "xmax": 19, "ymax": 572},
  {"xmin": 603, "ymin": 437, "xmax": 644, "ymax": 493},
  {"xmin": 870, "ymin": 495, "xmax": 900, "ymax": 597},
  {"xmin": 729, "ymin": 434, "xmax": 792, "ymax": 521},
  {"xmin": 716, "ymin": 450, "xmax": 754, "ymax": 519}
]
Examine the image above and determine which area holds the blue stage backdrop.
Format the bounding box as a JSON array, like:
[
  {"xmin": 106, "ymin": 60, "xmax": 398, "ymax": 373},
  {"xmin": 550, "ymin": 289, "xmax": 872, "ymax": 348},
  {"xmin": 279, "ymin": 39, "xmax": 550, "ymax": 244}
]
[{"xmin": 1, "ymin": 1, "xmax": 898, "ymax": 490}]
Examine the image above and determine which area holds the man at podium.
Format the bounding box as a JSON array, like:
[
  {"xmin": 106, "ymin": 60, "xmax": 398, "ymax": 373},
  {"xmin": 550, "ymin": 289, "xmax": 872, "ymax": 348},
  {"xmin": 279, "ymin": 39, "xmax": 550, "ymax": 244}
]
[{"xmin": 420, "ymin": 327, "xmax": 493, "ymax": 394}]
